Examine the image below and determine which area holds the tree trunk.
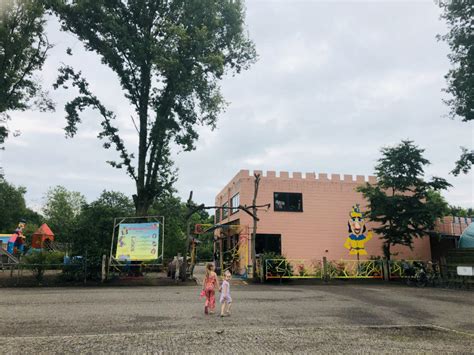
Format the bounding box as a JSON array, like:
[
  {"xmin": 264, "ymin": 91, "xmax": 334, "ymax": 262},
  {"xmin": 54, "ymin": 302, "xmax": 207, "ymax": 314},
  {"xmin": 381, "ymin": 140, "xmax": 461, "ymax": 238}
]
[
  {"xmin": 383, "ymin": 242, "xmax": 391, "ymax": 261},
  {"xmin": 133, "ymin": 191, "xmax": 151, "ymax": 216},
  {"xmin": 251, "ymin": 173, "xmax": 261, "ymax": 280}
]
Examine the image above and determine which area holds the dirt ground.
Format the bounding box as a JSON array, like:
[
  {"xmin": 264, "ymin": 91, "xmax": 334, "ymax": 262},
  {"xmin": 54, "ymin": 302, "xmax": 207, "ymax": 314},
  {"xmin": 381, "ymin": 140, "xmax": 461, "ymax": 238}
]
[{"xmin": 0, "ymin": 282, "xmax": 472, "ymax": 354}]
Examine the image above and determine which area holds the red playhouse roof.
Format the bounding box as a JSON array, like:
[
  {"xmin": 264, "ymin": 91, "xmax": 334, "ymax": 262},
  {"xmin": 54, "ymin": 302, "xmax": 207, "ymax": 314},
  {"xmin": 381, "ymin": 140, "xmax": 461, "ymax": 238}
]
[{"xmin": 33, "ymin": 223, "xmax": 55, "ymax": 237}]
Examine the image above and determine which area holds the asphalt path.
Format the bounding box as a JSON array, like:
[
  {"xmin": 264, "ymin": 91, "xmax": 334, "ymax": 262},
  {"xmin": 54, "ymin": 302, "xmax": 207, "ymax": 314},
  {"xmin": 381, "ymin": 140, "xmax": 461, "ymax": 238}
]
[{"xmin": 0, "ymin": 283, "xmax": 472, "ymax": 353}]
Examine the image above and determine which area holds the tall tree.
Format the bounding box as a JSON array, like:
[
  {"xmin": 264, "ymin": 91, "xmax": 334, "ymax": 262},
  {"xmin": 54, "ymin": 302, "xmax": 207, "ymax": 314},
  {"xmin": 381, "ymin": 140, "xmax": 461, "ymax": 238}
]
[
  {"xmin": 43, "ymin": 185, "xmax": 86, "ymax": 242},
  {"xmin": 0, "ymin": 0, "xmax": 54, "ymax": 150},
  {"xmin": 357, "ymin": 140, "xmax": 451, "ymax": 260},
  {"xmin": 438, "ymin": 1, "xmax": 474, "ymax": 175},
  {"xmin": 48, "ymin": 0, "xmax": 257, "ymax": 215}
]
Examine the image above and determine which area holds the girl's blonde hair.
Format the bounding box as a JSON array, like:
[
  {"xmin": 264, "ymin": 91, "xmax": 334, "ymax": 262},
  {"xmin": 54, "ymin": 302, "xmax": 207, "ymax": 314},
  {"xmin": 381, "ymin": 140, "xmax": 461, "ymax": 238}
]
[
  {"xmin": 224, "ymin": 270, "xmax": 231, "ymax": 277},
  {"xmin": 205, "ymin": 262, "xmax": 214, "ymax": 278}
]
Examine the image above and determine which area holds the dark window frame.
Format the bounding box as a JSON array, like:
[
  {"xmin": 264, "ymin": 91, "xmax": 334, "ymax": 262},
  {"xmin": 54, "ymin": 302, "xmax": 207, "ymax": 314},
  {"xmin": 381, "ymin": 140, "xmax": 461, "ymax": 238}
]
[
  {"xmin": 273, "ymin": 192, "xmax": 303, "ymax": 212},
  {"xmin": 230, "ymin": 193, "xmax": 240, "ymax": 215}
]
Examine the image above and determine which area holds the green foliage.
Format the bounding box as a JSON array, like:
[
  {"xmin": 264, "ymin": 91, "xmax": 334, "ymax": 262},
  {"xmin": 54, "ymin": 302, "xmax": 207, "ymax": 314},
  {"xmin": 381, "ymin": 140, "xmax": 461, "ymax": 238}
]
[
  {"xmin": 0, "ymin": 177, "xmax": 42, "ymax": 233},
  {"xmin": 74, "ymin": 190, "xmax": 134, "ymax": 257},
  {"xmin": 43, "ymin": 185, "xmax": 86, "ymax": 243},
  {"xmin": 0, "ymin": 0, "xmax": 54, "ymax": 149},
  {"xmin": 357, "ymin": 140, "xmax": 451, "ymax": 260},
  {"xmin": 438, "ymin": 2, "xmax": 473, "ymax": 175},
  {"xmin": 23, "ymin": 250, "xmax": 64, "ymax": 283},
  {"xmin": 196, "ymin": 232, "xmax": 214, "ymax": 262},
  {"xmin": 451, "ymin": 147, "xmax": 474, "ymax": 176},
  {"xmin": 438, "ymin": 1, "xmax": 473, "ymax": 122},
  {"xmin": 47, "ymin": 0, "xmax": 257, "ymax": 215},
  {"xmin": 149, "ymin": 195, "xmax": 212, "ymax": 262},
  {"xmin": 447, "ymin": 205, "xmax": 474, "ymax": 218}
]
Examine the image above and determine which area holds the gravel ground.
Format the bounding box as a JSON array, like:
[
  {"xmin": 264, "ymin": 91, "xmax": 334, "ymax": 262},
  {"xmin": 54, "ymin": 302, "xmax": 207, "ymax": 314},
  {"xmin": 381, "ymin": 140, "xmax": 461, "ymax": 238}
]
[{"xmin": 0, "ymin": 283, "xmax": 472, "ymax": 354}]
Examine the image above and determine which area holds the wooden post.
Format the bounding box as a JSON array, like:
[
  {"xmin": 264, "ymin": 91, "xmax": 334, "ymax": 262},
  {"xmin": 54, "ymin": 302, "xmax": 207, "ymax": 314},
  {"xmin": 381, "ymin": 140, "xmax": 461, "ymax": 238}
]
[
  {"xmin": 251, "ymin": 173, "xmax": 261, "ymax": 280},
  {"xmin": 323, "ymin": 256, "xmax": 328, "ymax": 282},
  {"xmin": 101, "ymin": 254, "xmax": 106, "ymax": 282},
  {"xmin": 83, "ymin": 251, "xmax": 87, "ymax": 285},
  {"xmin": 219, "ymin": 238, "xmax": 223, "ymax": 275}
]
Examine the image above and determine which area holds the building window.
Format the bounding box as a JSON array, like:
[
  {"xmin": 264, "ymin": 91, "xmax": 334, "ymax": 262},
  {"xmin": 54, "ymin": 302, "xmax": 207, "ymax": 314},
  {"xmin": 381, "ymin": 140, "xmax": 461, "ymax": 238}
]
[
  {"xmin": 274, "ymin": 192, "xmax": 303, "ymax": 212},
  {"xmin": 222, "ymin": 202, "xmax": 229, "ymax": 219},
  {"xmin": 231, "ymin": 193, "xmax": 240, "ymax": 214},
  {"xmin": 215, "ymin": 208, "xmax": 220, "ymax": 223}
]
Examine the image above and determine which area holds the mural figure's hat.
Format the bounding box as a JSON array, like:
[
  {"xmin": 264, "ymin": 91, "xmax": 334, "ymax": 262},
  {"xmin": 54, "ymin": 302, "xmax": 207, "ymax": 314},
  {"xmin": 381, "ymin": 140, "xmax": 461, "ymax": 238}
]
[{"xmin": 350, "ymin": 204, "xmax": 362, "ymax": 218}]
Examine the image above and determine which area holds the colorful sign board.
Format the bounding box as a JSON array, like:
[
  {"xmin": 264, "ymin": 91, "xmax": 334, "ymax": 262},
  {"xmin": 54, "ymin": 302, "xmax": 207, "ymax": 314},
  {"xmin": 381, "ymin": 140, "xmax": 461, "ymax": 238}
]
[{"xmin": 115, "ymin": 223, "xmax": 160, "ymax": 261}]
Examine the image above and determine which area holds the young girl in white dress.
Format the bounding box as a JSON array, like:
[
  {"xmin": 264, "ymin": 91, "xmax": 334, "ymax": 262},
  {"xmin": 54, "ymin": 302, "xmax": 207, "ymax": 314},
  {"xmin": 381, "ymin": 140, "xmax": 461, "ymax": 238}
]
[{"xmin": 219, "ymin": 270, "xmax": 232, "ymax": 317}]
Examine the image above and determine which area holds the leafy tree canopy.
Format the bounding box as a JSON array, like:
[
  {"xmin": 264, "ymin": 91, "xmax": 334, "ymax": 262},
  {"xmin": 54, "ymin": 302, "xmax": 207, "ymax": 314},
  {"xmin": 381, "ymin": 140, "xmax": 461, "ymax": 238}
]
[
  {"xmin": 0, "ymin": 177, "xmax": 42, "ymax": 234},
  {"xmin": 358, "ymin": 140, "xmax": 451, "ymax": 259},
  {"xmin": 438, "ymin": 1, "xmax": 474, "ymax": 175},
  {"xmin": 42, "ymin": 185, "xmax": 86, "ymax": 242},
  {"xmin": 150, "ymin": 194, "xmax": 212, "ymax": 261},
  {"xmin": 0, "ymin": 0, "xmax": 54, "ymax": 149},
  {"xmin": 74, "ymin": 190, "xmax": 135, "ymax": 257},
  {"xmin": 448, "ymin": 205, "xmax": 474, "ymax": 218},
  {"xmin": 47, "ymin": 0, "xmax": 257, "ymax": 215}
]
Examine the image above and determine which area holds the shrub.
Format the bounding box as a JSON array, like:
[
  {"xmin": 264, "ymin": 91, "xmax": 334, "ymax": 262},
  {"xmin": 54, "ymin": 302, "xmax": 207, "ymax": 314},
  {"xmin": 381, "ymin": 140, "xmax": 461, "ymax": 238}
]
[{"xmin": 23, "ymin": 251, "xmax": 65, "ymax": 283}]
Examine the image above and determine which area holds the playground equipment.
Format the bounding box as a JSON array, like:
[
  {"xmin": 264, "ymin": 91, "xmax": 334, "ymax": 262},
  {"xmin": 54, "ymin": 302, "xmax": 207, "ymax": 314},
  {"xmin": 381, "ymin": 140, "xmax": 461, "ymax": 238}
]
[{"xmin": 31, "ymin": 224, "xmax": 55, "ymax": 250}]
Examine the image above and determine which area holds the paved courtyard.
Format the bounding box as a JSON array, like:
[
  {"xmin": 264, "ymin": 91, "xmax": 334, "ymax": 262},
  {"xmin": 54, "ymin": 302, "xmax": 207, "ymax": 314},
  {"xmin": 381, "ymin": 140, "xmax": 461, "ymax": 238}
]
[{"xmin": 0, "ymin": 283, "xmax": 472, "ymax": 353}]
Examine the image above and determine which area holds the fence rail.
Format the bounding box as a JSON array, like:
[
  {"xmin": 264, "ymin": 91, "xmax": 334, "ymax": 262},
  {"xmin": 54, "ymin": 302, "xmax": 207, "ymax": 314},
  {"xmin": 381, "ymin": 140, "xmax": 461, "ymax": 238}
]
[
  {"xmin": 326, "ymin": 259, "xmax": 383, "ymax": 279},
  {"xmin": 265, "ymin": 259, "xmax": 323, "ymax": 279},
  {"xmin": 264, "ymin": 258, "xmax": 426, "ymax": 281}
]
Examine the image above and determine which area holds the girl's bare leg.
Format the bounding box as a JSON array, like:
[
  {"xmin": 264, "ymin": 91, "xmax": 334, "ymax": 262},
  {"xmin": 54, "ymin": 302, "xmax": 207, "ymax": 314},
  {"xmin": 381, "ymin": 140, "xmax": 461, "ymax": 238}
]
[
  {"xmin": 225, "ymin": 303, "xmax": 232, "ymax": 315},
  {"xmin": 220, "ymin": 303, "xmax": 226, "ymax": 316}
]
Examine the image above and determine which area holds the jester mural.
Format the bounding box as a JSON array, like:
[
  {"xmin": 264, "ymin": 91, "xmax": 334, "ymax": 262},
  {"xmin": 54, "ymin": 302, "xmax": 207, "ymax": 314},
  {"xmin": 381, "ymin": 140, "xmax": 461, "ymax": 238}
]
[{"xmin": 344, "ymin": 205, "xmax": 372, "ymax": 256}]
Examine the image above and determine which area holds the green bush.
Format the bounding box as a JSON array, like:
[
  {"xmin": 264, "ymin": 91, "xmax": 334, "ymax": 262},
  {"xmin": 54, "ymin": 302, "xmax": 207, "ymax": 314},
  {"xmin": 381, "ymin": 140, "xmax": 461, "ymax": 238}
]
[{"xmin": 23, "ymin": 251, "xmax": 65, "ymax": 283}]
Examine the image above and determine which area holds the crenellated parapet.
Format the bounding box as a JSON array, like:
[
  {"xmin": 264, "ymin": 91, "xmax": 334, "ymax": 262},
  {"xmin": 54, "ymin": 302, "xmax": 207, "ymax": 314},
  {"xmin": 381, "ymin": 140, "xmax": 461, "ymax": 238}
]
[{"xmin": 237, "ymin": 169, "xmax": 376, "ymax": 183}]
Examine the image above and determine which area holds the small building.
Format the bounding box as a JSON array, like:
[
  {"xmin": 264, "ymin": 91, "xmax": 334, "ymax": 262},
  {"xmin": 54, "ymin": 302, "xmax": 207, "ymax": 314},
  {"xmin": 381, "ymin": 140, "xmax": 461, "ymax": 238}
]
[{"xmin": 214, "ymin": 170, "xmax": 432, "ymax": 276}]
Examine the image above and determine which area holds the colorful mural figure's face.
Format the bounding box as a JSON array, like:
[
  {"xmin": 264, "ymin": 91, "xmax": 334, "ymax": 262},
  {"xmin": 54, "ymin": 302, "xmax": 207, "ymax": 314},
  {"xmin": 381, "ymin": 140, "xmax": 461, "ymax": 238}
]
[
  {"xmin": 348, "ymin": 206, "xmax": 365, "ymax": 236},
  {"xmin": 344, "ymin": 205, "xmax": 373, "ymax": 256}
]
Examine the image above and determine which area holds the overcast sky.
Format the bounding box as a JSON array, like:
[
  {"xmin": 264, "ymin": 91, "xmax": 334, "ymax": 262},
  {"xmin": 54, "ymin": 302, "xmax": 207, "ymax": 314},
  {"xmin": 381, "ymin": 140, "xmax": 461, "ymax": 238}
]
[{"xmin": 1, "ymin": 0, "xmax": 473, "ymax": 211}]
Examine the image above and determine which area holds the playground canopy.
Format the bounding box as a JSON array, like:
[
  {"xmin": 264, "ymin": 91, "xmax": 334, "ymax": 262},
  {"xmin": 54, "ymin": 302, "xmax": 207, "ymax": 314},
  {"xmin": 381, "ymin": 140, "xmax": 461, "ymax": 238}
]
[
  {"xmin": 459, "ymin": 223, "xmax": 474, "ymax": 248},
  {"xmin": 31, "ymin": 223, "xmax": 55, "ymax": 249}
]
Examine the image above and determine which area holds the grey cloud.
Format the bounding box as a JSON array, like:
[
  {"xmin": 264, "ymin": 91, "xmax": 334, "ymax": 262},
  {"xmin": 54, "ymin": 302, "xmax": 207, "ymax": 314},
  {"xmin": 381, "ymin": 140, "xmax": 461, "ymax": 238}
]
[{"xmin": 1, "ymin": 0, "xmax": 472, "ymax": 210}]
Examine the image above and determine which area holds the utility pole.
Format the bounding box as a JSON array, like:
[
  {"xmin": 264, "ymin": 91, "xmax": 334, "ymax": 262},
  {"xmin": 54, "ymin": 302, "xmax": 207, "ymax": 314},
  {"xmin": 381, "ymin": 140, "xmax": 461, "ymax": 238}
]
[{"xmin": 251, "ymin": 173, "xmax": 261, "ymax": 280}]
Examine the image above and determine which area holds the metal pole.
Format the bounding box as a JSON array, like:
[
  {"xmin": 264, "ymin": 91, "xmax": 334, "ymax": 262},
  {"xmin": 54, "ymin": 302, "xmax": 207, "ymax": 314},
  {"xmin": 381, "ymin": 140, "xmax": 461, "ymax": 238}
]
[
  {"xmin": 161, "ymin": 216, "xmax": 165, "ymax": 266},
  {"xmin": 108, "ymin": 218, "xmax": 118, "ymax": 280}
]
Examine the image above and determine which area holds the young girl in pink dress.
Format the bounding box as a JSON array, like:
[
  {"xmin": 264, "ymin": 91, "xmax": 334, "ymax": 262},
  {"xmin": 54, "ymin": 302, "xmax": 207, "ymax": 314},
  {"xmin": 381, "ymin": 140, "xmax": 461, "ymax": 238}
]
[{"xmin": 202, "ymin": 263, "xmax": 220, "ymax": 314}]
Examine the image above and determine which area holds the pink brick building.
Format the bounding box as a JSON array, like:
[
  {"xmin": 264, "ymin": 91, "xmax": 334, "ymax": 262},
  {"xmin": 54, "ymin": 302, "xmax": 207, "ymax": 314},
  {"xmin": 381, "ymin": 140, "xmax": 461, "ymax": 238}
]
[{"xmin": 214, "ymin": 170, "xmax": 432, "ymax": 275}]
